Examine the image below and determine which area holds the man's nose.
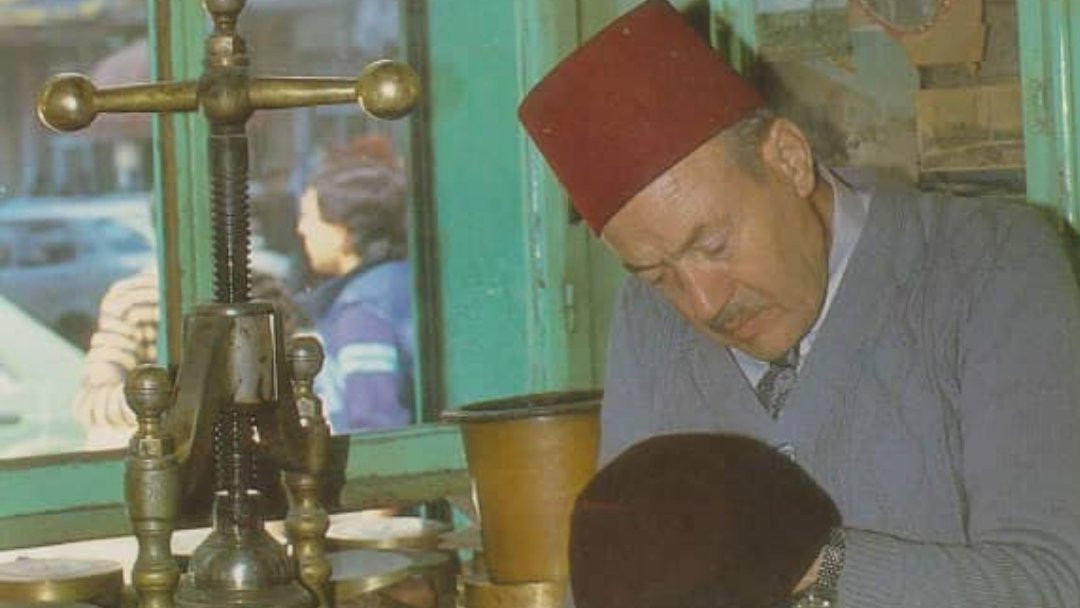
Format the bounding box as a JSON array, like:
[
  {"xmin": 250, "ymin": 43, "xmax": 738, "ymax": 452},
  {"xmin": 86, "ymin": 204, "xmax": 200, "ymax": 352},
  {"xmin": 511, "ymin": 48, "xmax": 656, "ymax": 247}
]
[{"xmin": 675, "ymin": 262, "xmax": 732, "ymax": 324}]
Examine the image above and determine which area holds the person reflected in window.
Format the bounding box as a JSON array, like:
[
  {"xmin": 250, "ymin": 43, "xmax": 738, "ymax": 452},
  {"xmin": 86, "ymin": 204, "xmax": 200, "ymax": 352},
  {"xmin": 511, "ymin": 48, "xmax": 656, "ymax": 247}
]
[
  {"xmin": 73, "ymin": 268, "xmax": 299, "ymax": 450},
  {"xmin": 296, "ymin": 135, "xmax": 414, "ymax": 433}
]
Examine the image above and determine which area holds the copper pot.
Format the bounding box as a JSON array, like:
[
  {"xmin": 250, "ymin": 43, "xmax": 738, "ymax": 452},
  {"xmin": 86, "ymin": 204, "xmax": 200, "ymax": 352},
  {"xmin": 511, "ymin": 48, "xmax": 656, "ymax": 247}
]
[{"xmin": 443, "ymin": 390, "xmax": 601, "ymax": 586}]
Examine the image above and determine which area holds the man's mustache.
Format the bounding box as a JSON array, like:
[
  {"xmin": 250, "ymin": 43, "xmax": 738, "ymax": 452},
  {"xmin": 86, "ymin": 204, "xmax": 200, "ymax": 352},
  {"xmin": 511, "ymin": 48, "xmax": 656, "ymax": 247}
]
[{"xmin": 707, "ymin": 292, "xmax": 764, "ymax": 333}]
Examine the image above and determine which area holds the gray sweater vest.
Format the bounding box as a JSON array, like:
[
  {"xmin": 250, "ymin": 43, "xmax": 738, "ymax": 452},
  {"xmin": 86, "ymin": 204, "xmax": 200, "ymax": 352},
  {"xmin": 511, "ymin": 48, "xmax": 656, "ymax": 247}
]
[{"xmin": 602, "ymin": 176, "xmax": 1080, "ymax": 607}]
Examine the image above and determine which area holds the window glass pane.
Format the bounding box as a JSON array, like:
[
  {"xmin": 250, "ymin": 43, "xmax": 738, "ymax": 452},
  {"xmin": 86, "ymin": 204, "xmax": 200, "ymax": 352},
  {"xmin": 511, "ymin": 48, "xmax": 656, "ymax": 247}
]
[
  {"xmin": 0, "ymin": 2, "xmax": 152, "ymax": 458},
  {"xmin": 241, "ymin": 0, "xmax": 424, "ymax": 438},
  {"xmin": 0, "ymin": 0, "xmax": 427, "ymax": 459}
]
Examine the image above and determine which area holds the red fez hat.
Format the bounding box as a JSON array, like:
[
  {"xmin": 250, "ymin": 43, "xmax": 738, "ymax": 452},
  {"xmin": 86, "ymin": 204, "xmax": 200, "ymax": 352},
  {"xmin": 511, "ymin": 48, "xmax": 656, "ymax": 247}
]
[
  {"xmin": 569, "ymin": 434, "xmax": 840, "ymax": 608},
  {"xmin": 518, "ymin": 0, "xmax": 764, "ymax": 233}
]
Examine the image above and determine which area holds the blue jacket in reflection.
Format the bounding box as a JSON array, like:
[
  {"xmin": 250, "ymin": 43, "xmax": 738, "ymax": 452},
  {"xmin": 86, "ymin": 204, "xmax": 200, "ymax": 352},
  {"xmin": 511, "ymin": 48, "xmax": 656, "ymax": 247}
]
[{"xmin": 303, "ymin": 259, "xmax": 414, "ymax": 432}]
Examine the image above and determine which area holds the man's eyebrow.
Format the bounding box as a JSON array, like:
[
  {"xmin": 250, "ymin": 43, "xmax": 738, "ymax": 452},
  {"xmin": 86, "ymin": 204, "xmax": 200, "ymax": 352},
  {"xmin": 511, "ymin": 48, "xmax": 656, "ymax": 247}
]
[{"xmin": 621, "ymin": 224, "xmax": 706, "ymax": 274}]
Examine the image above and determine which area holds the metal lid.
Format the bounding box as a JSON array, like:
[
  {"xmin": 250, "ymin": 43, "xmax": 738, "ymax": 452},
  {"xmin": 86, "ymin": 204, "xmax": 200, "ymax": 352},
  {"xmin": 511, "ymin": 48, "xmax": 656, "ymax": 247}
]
[
  {"xmin": 329, "ymin": 549, "xmax": 449, "ymax": 596},
  {"xmin": 0, "ymin": 603, "xmax": 99, "ymax": 608},
  {"xmin": 327, "ymin": 514, "xmax": 452, "ymax": 550},
  {"xmin": 0, "ymin": 558, "xmax": 122, "ymax": 604},
  {"xmin": 441, "ymin": 389, "xmax": 601, "ymax": 423}
]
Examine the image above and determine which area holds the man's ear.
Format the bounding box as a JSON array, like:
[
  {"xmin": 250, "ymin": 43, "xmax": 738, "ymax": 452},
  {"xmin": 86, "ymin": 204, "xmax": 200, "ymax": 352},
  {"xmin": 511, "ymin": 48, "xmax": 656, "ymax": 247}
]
[{"xmin": 759, "ymin": 118, "xmax": 815, "ymax": 198}]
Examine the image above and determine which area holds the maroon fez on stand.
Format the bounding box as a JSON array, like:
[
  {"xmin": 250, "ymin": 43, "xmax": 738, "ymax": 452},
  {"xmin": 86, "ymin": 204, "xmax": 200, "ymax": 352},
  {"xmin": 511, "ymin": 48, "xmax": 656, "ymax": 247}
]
[
  {"xmin": 569, "ymin": 434, "xmax": 840, "ymax": 608},
  {"xmin": 518, "ymin": 0, "xmax": 765, "ymax": 233}
]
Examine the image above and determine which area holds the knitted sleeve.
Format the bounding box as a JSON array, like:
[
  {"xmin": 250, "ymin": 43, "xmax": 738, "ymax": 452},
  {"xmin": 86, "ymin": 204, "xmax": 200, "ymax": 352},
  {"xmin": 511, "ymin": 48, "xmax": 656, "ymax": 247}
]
[
  {"xmin": 839, "ymin": 208, "xmax": 1080, "ymax": 607},
  {"xmin": 601, "ymin": 278, "xmax": 660, "ymax": 465},
  {"xmin": 322, "ymin": 301, "xmax": 412, "ymax": 431},
  {"xmin": 72, "ymin": 269, "xmax": 159, "ymax": 432}
]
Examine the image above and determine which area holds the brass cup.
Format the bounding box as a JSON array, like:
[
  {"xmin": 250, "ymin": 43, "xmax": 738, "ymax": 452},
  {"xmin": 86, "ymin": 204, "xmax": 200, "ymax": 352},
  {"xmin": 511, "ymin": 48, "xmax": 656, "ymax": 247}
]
[
  {"xmin": 461, "ymin": 574, "xmax": 565, "ymax": 608},
  {"xmin": 443, "ymin": 390, "xmax": 601, "ymax": 586}
]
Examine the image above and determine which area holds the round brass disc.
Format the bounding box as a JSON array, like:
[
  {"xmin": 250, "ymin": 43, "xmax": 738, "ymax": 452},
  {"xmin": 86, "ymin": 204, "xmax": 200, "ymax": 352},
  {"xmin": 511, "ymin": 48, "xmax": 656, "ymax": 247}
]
[
  {"xmin": 0, "ymin": 603, "xmax": 98, "ymax": 608},
  {"xmin": 330, "ymin": 549, "xmax": 419, "ymax": 596},
  {"xmin": 330, "ymin": 549, "xmax": 454, "ymax": 608},
  {"xmin": 327, "ymin": 515, "xmax": 452, "ymax": 551},
  {"xmin": 0, "ymin": 558, "xmax": 122, "ymax": 606}
]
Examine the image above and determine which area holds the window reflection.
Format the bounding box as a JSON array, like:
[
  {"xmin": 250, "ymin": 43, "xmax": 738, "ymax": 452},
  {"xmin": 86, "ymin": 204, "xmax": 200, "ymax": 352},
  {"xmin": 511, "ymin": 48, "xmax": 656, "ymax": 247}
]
[
  {"xmin": 243, "ymin": 0, "xmax": 421, "ymax": 437},
  {"xmin": 0, "ymin": 1, "xmax": 152, "ymax": 457},
  {"xmin": 295, "ymin": 136, "xmax": 415, "ymax": 433},
  {"xmin": 0, "ymin": 0, "xmax": 421, "ymax": 458}
]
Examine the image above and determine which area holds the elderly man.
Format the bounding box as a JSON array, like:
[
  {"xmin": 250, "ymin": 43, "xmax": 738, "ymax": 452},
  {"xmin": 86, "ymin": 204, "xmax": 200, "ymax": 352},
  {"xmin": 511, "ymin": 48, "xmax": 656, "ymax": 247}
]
[{"xmin": 519, "ymin": 1, "xmax": 1080, "ymax": 607}]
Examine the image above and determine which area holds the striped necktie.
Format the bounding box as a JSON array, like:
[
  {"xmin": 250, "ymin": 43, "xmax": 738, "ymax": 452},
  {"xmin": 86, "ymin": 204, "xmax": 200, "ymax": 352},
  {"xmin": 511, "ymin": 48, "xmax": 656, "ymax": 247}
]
[{"xmin": 755, "ymin": 347, "xmax": 799, "ymax": 418}]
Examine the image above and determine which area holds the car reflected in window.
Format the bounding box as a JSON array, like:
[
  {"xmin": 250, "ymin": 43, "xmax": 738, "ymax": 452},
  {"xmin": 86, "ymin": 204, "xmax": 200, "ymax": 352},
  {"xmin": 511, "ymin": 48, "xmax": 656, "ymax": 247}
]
[{"xmin": 0, "ymin": 193, "xmax": 154, "ymax": 349}]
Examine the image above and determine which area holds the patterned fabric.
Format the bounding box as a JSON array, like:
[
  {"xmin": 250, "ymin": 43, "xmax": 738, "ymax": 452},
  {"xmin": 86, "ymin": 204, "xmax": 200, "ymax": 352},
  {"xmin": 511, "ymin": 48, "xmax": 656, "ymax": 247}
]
[
  {"xmin": 754, "ymin": 347, "xmax": 799, "ymax": 419},
  {"xmin": 788, "ymin": 528, "xmax": 846, "ymax": 608},
  {"xmin": 73, "ymin": 267, "xmax": 158, "ymax": 433}
]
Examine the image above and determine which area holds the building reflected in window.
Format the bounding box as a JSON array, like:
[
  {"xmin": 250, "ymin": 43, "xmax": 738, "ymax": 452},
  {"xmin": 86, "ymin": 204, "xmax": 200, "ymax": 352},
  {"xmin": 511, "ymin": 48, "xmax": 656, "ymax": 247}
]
[{"xmin": 0, "ymin": 0, "xmax": 422, "ymax": 457}]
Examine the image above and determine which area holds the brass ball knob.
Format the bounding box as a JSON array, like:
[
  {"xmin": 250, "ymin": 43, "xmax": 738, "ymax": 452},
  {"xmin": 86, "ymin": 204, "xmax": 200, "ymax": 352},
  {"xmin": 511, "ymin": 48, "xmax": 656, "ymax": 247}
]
[
  {"xmin": 356, "ymin": 60, "xmax": 420, "ymax": 120},
  {"xmin": 37, "ymin": 73, "xmax": 98, "ymax": 133},
  {"xmin": 124, "ymin": 365, "xmax": 172, "ymax": 418},
  {"xmin": 203, "ymin": 0, "xmax": 246, "ymax": 17},
  {"xmin": 288, "ymin": 335, "xmax": 325, "ymax": 382}
]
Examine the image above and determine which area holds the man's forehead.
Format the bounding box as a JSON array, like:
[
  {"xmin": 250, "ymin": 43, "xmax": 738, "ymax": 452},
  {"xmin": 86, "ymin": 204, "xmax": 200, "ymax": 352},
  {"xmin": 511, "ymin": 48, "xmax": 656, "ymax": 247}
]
[
  {"xmin": 605, "ymin": 138, "xmax": 734, "ymax": 226},
  {"xmin": 601, "ymin": 177, "xmax": 707, "ymax": 264},
  {"xmin": 645, "ymin": 169, "xmax": 683, "ymax": 205}
]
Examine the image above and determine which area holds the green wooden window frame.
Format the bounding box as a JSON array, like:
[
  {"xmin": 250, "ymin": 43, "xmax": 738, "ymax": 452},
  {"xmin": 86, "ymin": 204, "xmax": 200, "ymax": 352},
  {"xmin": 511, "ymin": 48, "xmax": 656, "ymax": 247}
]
[
  {"xmin": 0, "ymin": 0, "xmax": 619, "ymax": 550},
  {"xmin": 1018, "ymin": 0, "xmax": 1080, "ymax": 222}
]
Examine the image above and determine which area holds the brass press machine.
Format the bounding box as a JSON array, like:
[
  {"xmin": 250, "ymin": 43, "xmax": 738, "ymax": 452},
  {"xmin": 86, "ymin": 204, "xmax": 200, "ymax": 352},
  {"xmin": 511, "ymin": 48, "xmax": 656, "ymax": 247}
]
[{"xmin": 36, "ymin": 1, "xmax": 419, "ymax": 607}]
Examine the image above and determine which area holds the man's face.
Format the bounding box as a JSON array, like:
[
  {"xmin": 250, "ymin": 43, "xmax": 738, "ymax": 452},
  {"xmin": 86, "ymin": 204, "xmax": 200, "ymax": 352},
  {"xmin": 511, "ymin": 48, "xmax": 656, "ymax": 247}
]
[
  {"xmin": 297, "ymin": 186, "xmax": 351, "ymax": 277},
  {"xmin": 601, "ymin": 121, "xmax": 831, "ymax": 361}
]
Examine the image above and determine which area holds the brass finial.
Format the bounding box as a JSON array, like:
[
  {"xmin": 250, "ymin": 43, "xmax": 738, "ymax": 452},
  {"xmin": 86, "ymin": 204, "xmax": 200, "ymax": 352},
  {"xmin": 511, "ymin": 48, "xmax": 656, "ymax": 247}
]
[
  {"xmin": 126, "ymin": 365, "xmax": 173, "ymax": 438},
  {"xmin": 284, "ymin": 335, "xmax": 331, "ymax": 607},
  {"xmin": 288, "ymin": 335, "xmax": 325, "ymax": 386},
  {"xmin": 125, "ymin": 365, "xmax": 180, "ymax": 608},
  {"xmin": 36, "ymin": 74, "xmax": 97, "ymax": 132},
  {"xmin": 356, "ymin": 60, "xmax": 421, "ymax": 120},
  {"xmin": 204, "ymin": 0, "xmax": 246, "ymax": 33},
  {"xmin": 37, "ymin": 73, "xmax": 198, "ymax": 133}
]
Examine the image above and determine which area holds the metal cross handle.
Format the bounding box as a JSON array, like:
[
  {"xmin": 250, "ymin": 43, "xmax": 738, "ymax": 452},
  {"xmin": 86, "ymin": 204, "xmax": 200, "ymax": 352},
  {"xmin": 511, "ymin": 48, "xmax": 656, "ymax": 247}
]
[
  {"xmin": 36, "ymin": 0, "xmax": 420, "ymax": 303},
  {"xmin": 36, "ymin": 4, "xmax": 419, "ymax": 607}
]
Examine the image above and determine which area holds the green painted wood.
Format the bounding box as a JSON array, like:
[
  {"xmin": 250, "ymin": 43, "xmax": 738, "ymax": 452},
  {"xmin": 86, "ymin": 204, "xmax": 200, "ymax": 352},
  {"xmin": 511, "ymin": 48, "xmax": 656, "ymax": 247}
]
[
  {"xmin": 1019, "ymin": 0, "xmax": 1057, "ymax": 209},
  {"xmin": 0, "ymin": 507, "xmax": 132, "ymax": 551},
  {"xmin": 516, "ymin": 0, "xmax": 595, "ymax": 391},
  {"xmin": 147, "ymin": 0, "xmax": 171, "ymax": 364},
  {"xmin": 340, "ymin": 424, "xmax": 466, "ymax": 478},
  {"xmin": 427, "ymin": 1, "xmax": 530, "ymax": 407},
  {"xmin": 428, "ymin": 0, "xmax": 609, "ymax": 406},
  {"xmin": 0, "ymin": 452, "xmax": 123, "ymax": 519},
  {"xmin": 171, "ymin": 1, "xmax": 214, "ymax": 311},
  {"xmin": 710, "ymin": 0, "xmax": 759, "ymax": 73},
  {"xmin": 401, "ymin": 1, "xmax": 446, "ymax": 424},
  {"xmin": 337, "ymin": 424, "xmax": 469, "ymax": 507},
  {"xmin": 529, "ymin": 0, "xmax": 630, "ymax": 388},
  {"xmin": 1019, "ymin": 0, "xmax": 1080, "ymax": 224},
  {"xmin": 580, "ymin": 0, "xmax": 621, "ymax": 38},
  {"xmin": 0, "ymin": 425, "xmax": 466, "ymax": 550},
  {"xmin": 574, "ymin": 2, "xmax": 640, "ymax": 385}
]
